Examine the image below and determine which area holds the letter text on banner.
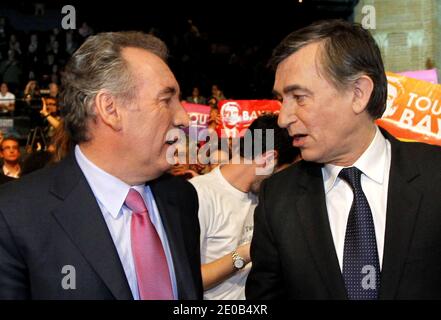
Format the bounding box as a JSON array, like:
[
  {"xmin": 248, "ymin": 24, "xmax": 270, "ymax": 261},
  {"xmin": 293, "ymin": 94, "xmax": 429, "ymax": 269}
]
[
  {"xmin": 181, "ymin": 102, "xmax": 211, "ymax": 140},
  {"xmin": 376, "ymin": 72, "xmax": 441, "ymax": 146}
]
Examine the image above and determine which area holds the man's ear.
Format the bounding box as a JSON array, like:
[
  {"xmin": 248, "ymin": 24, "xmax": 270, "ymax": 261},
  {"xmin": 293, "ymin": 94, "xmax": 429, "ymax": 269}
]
[
  {"xmin": 352, "ymin": 75, "xmax": 374, "ymax": 115},
  {"xmin": 94, "ymin": 90, "xmax": 122, "ymax": 131}
]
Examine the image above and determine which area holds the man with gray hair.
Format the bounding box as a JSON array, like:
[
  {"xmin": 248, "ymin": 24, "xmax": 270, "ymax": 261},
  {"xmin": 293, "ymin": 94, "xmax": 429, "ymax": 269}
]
[
  {"xmin": 246, "ymin": 20, "xmax": 441, "ymax": 300},
  {"xmin": 0, "ymin": 31, "xmax": 203, "ymax": 300}
]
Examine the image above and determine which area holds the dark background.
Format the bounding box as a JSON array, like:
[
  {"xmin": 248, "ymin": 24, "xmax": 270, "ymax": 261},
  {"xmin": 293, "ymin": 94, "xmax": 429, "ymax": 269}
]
[{"xmin": 0, "ymin": 0, "xmax": 359, "ymax": 99}]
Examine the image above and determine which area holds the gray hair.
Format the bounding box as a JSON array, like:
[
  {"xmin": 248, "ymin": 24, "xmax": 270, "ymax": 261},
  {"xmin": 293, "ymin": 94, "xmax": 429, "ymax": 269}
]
[
  {"xmin": 60, "ymin": 31, "xmax": 168, "ymax": 143},
  {"xmin": 269, "ymin": 20, "xmax": 387, "ymax": 120}
]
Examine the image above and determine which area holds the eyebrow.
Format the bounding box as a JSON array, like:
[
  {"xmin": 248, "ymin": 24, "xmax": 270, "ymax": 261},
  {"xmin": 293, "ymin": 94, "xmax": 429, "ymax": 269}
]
[
  {"xmin": 273, "ymin": 84, "xmax": 313, "ymax": 97},
  {"xmin": 157, "ymin": 86, "xmax": 178, "ymax": 98}
]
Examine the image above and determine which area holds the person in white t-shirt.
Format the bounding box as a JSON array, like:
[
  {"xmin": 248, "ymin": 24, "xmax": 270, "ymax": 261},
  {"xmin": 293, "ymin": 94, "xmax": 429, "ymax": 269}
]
[
  {"xmin": 190, "ymin": 114, "xmax": 300, "ymax": 300},
  {"xmin": 0, "ymin": 83, "xmax": 15, "ymax": 114}
]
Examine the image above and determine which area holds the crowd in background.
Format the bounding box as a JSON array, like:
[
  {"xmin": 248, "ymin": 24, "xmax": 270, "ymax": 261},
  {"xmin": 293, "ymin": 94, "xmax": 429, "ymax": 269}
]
[{"xmin": 0, "ymin": 9, "xmax": 268, "ymax": 182}]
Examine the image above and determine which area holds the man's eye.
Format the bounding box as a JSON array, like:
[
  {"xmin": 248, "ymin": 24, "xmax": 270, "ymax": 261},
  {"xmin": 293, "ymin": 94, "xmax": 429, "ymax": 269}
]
[{"xmin": 294, "ymin": 95, "xmax": 306, "ymax": 103}]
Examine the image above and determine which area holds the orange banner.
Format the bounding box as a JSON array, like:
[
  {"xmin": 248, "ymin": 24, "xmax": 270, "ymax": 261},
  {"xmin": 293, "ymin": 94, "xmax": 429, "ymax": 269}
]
[{"xmin": 376, "ymin": 72, "xmax": 441, "ymax": 146}]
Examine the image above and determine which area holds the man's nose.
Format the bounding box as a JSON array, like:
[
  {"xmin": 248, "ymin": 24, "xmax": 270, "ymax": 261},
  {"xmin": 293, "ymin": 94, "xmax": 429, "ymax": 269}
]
[
  {"xmin": 278, "ymin": 103, "xmax": 297, "ymax": 129},
  {"xmin": 174, "ymin": 101, "xmax": 190, "ymax": 129},
  {"xmin": 278, "ymin": 106, "xmax": 290, "ymax": 128}
]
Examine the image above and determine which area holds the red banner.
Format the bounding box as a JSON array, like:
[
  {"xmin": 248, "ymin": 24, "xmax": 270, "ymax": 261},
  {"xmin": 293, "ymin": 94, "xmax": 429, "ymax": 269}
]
[
  {"xmin": 182, "ymin": 102, "xmax": 211, "ymax": 139},
  {"xmin": 216, "ymin": 100, "xmax": 281, "ymax": 138}
]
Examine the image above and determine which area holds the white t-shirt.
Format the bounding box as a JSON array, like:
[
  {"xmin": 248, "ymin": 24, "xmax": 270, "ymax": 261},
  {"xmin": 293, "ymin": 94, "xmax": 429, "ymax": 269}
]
[
  {"xmin": 190, "ymin": 166, "xmax": 257, "ymax": 300},
  {"xmin": 0, "ymin": 92, "xmax": 15, "ymax": 107}
]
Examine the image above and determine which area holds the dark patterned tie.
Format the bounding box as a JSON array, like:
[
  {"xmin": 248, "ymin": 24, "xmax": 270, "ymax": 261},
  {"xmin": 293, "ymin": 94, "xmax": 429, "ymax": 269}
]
[{"xmin": 340, "ymin": 167, "xmax": 380, "ymax": 300}]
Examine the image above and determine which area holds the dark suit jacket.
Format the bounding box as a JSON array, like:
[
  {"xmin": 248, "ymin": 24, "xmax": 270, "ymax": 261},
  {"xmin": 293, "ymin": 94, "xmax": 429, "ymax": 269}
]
[
  {"xmin": 246, "ymin": 130, "xmax": 441, "ymax": 300},
  {"xmin": 0, "ymin": 172, "xmax": 16, "ymax": 185},
  {"xmin": 0, "ymin": 153, "xmax": 203, "ymax": 299}
]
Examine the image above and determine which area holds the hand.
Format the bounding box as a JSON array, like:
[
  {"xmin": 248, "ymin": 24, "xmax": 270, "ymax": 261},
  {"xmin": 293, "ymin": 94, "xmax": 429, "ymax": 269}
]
[
  {"xmin": 40, "ymin": 98, "xmax": 49, "ymax": 117},
  {"xmin": 184, "ymin": 170, "xmax": 199, "ymax": 178},
  {"xmin": 189, "ymin": 163, "xmax": 205, "ymax": 173},
  {"xmin": 178, "ymin": 169, "xmax": 199, "ymax": 179},
  {"xmin": 215, "ymin": 114, "xmax": 222, "ymax": 125},
  {"xmin": 169, "ymin": 165, "xmax": 199, "ymax": 178},
  {"xmin": 169, "ymin": 164, "xmax": 187, "ymax": 175}
]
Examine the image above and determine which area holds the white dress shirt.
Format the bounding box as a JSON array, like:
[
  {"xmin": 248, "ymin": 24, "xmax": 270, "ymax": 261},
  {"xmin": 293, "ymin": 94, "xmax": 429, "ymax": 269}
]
[
  {"xmin": 322, "ymin": 127, "xmax": 391, "ymax": 271},
  {"xmin": 75, "ymin": 145, "xmax": 178, "ymax": 299},
  {"xmin": 3, "ymin": 165, "xmax": 20, "ymax": 178},
  {"xmin": 0, "ymin": 92, "xmax": 15, "ymax": 108}
]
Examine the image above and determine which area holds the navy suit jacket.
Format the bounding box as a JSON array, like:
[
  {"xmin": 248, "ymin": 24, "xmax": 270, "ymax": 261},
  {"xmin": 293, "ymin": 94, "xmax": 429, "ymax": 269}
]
[{"xmin": 246, "ymin": 130, "xmax": 441, "ymax": 299}]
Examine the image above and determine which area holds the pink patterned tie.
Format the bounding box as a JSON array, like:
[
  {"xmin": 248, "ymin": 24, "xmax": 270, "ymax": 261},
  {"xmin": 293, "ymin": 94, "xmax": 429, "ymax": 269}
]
[{"xmin": 125, "ymin": 188, "xmax": 173, "ymax": 300}]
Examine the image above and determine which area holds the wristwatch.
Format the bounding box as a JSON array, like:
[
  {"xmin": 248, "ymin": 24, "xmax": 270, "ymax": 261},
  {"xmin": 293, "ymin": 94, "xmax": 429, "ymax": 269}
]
[{"xmin": 232, "ymin": 250, "xmax": 246, "ymax": 270}]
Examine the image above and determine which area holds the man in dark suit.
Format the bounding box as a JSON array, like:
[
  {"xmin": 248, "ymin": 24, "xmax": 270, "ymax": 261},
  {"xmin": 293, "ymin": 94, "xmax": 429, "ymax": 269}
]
[
  {"xmin": 246, "ymin": 20, "xmax": 441, "ymax": 300},
  {"xmin": 0, "ymin": 31, "xmax": 203, "ymax": 299},
  {"xmin": 0, "ymin": 137, "xmax": 21, "ymax": 184}
]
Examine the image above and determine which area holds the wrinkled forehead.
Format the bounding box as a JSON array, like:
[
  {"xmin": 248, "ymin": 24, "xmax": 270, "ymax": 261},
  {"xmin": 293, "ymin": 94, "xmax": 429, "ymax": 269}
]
[
  {"xmin": 2, "ymin": 140, "xmax": 18, "ymax": 148},
  {"xmin": 123, "ymin": 47, "xmax": 177, "ymax": 86}
]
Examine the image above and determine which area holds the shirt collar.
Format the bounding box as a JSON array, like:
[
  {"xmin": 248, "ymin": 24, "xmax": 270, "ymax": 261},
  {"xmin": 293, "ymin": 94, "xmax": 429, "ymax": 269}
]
[
  {"xmin": 323, "ymin": 126, "xmax": 387, "ymax": 193},
  {"xmin": 3, "ymin": 165, "xmax": 20, "ymax": 178},
  {"xmin": 216, "ymin": 165, "xmax": 250, "ymax": 200},
  {"xmin": 74, "ymin": 145, "xmax": 144, "ymax": 218}
]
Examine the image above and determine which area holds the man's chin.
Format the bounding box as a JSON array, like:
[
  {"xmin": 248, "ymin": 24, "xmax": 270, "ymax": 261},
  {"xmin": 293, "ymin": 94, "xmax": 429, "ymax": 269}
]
[
  {"xmin": 158, "ymin": 160, "xmax": 174, "ymax": 175},
  {"xmin": 300, "ymin": 152, "xmax": 323, "ymax": 164}
]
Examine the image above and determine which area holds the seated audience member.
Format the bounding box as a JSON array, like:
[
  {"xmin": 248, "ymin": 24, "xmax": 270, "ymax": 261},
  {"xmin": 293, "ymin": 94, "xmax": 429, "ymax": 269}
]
[
  {"xmin": 0, "ymin": 82, "xmax": 15, "ymax": 114},
  {"xmin": 47, "ymin": 119, "xmax": 71, "ymax": 163},
  {"xmin": 40, "ymin": 97, "xmax": 61, "ymax": 138},
  {"xmin": 210, "ymin": 84, "xmax": 226, "ymax": 102},
  {"xmin": 208, "ymin": 105, "xmax": 220, "ymax": 132},
  {"xmin": 186, "ymin": 86, "xmax": 207, "ymax": 105},
  {"xmin": 48, "ymin": 82, "xmax": 59, "ymax": 99},
  {"xmin": 0, "ymin": 136, "xmax": 21, "ymax": 184},
  {"xmin": 23, "ymin": 80, "xmax": 41, "ymax": 106}
]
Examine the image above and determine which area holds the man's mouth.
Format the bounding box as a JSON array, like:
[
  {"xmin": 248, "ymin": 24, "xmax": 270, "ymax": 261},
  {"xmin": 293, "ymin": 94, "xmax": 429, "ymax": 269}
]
[{"xmin": 292, "ymin": 134, "xmax": 308, "ymax": 147}]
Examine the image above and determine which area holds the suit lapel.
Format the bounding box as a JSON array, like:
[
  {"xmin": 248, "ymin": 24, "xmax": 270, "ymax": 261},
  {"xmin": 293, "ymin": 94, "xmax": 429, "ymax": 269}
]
[
  {"xmin": 150, "ymin": 179, "xmax": 198, "ymax": 300},
  {"xmin": 295, "ymin": 162, "xmax": 347, "ymax": 299},
  {"xmin": 379, "ymin": 132, "xmax": 422, "ymax": 299},
  {"xmin": 49, "ymin": 155, "xmax": 133, "ymax": 300}
]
